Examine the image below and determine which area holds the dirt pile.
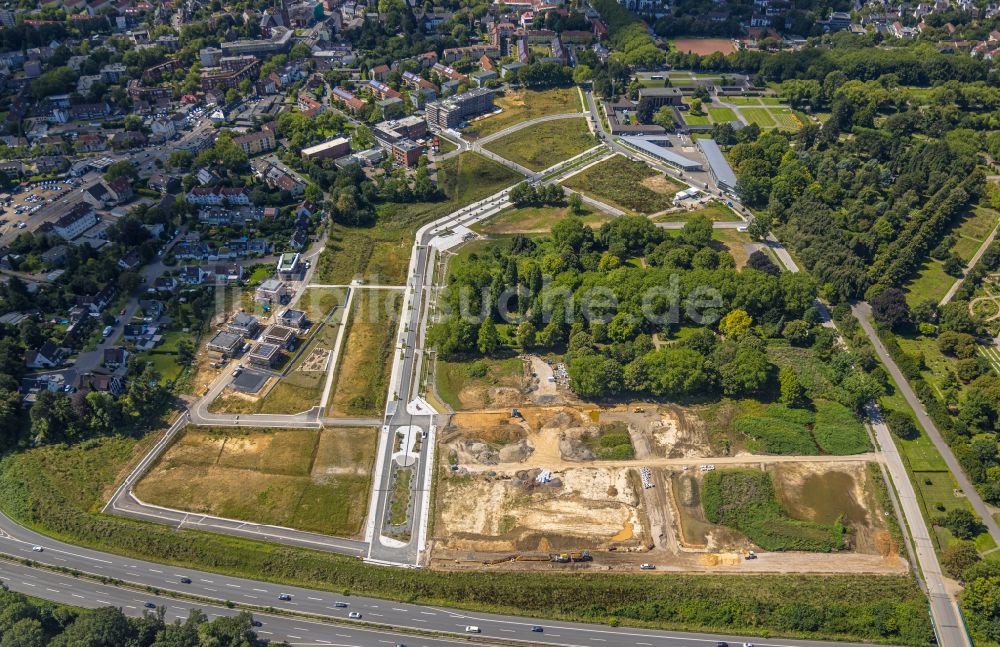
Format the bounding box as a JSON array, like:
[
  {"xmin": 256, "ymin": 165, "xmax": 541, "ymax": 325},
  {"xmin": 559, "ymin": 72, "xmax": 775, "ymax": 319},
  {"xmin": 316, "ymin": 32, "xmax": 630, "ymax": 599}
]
[{"xmin": 499, "ymin": 440, "xmax": 533, "ymax": 463}]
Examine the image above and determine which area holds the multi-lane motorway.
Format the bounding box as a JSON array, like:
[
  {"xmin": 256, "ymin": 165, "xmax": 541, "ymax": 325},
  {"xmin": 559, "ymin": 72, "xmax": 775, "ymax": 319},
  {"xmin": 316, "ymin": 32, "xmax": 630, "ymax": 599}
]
[{"xmin": 0, "ymin": 509, "xmax": 890, "ymax": 647}]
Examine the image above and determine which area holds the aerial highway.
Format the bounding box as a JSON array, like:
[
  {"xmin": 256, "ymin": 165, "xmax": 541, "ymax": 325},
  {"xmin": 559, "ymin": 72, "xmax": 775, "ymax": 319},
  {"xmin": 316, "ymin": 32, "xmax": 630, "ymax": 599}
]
[{"xmin": 0, "ymin": 510, "xmax": 888, "ymax": 647}]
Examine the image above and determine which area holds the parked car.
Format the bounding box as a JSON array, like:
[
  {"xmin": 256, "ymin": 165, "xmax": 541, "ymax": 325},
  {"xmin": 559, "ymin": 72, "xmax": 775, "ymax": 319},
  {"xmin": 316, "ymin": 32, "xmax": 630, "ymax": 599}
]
[{"xmin": 639, "ymin": 563, "xmax": 655, "ymax": 570}]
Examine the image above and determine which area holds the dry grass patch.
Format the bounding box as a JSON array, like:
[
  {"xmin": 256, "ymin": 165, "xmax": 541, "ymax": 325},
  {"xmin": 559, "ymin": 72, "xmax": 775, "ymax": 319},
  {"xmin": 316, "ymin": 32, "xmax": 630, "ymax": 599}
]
[
  {"xmin": 328, "ymin": 289, "xmax": 402, "ymax": 417},
  {"xmin": 134, "ymin": 426, "xmax": 377, "ymax": 537}
]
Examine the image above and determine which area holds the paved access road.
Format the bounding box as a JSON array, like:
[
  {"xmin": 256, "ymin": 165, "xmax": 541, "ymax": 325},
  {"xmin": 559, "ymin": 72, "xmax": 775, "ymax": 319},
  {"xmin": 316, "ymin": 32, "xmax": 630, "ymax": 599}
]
[{"xmin": 0, "ymin": 511, "xmax": 888, "ymax": 647}]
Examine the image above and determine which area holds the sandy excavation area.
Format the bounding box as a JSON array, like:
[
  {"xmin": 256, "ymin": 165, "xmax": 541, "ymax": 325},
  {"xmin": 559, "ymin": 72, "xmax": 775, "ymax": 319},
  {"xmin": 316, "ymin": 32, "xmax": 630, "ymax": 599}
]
[
  {"xmin": 434, "ymin": 466, "xmax": 645, "ymax": 553},
  {"xmin": 431, "ymin": 404, "xmax": 907, "ymax": 575}
]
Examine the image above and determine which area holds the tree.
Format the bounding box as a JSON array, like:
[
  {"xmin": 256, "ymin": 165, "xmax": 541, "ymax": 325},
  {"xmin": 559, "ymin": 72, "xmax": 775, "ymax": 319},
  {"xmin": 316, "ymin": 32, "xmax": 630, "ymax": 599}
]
[
  {"xmin": 50, "ymin": 607, "xmax": 132, "ymax": 647},
  {"xmin": 885, "ymin": 410, "xmax": 919, "ymax": 440},
  {"xmin": 652, "ymin": 106, "xmax": 675, "ymax": 130},
  {"xmin": 746, "ymin": 250, "xmax": 780, "ymax": 276},
  {"xmin": 719, "ymin": 346, "xmax": 771, "ymax": 396},
  {"xmin": 679, "ymin": 214, "xmax": 712, "ymax": 247},
  {"xmin": 568, "ymin": 354, "xmax": 623, "ymax": 397},
  {"xmin": 870, "ymin": 288, "xmax": 911, "ymax": 330},
  {"xmin": 123, "ymin": 114, "xmax": 143, "ymax": 131},
  {"xmin": 103, "ymin": 160, "xmax": 137, "ymax": 182},
  {"xmin": 516, "ymin": 321, "xmax": 536, "ymax": 348},
  {"xmin": 719, "ymin": 309, "xmax": 752, "ymax": 338},
  {"xmin": 477, "ymin": 316, "xmax": 500, "ymax": 355},
  {"xmin": 940, "ymin": 541, "xmax": 980, "ymax": 580},
  {"xmin": 690, "ymin": 97, "xmax": 703, "ymax": 114},
  {"xmin": 568, "ymin": 192, "xmax": 584, "ymax": 214},
  {"xmin": 747, "ymin": 212, "xmax": 771, "ymax": 241},
  {"xmin": 1, "ymin": 618, "xmax": 45, "ymax": 647},
  {"xmin": 936, "ymin": 508, "xmax": 982, "ymax": 540},
  {"xmin": 626, "ymin": 347, "xmax": 710, "ymax": 397},
  {"xmin": 779, "ymin": 367, "xmax": 805, "ymax": 406},
  {"xmin": 782, "ymin": 319, "xmax": 812, "ymax": 346}
]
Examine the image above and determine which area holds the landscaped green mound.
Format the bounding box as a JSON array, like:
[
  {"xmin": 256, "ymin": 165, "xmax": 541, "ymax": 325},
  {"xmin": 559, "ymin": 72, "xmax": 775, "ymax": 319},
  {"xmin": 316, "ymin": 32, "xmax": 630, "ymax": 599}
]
[{"xmin": 703, "ymin": 468, "xmax": 846, "ymax": 552}]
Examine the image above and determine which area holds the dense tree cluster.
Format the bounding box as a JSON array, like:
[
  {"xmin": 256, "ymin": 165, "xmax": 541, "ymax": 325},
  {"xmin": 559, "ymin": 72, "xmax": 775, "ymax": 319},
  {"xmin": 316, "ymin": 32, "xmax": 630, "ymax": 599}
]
[
  {"xmin": 0, "ymin": 586, "xmax": 266, "ymax": 647},
  {"xmin": 429, "ymin": 215, "xmax": 832, "ymax": 401}
]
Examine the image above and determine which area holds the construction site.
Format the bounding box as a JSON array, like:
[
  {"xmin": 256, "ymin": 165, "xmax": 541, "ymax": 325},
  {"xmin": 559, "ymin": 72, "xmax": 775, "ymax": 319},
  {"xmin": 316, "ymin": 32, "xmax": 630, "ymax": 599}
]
[{"xmin": 429, "ymin": 402, "xmax": 907, "ymax": 576}]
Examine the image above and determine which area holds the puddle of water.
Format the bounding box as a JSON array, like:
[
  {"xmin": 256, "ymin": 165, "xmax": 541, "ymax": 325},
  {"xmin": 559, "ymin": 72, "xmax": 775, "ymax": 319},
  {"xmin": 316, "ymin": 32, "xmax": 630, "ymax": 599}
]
[{"xmin": 789, "ymin": 471, "xmax": 867, "ymax": 525}]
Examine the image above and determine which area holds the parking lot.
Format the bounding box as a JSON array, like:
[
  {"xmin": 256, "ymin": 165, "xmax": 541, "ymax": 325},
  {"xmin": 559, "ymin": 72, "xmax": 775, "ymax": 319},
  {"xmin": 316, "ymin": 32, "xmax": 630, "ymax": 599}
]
[{"xmin": 0, "ymin": 179, "xmax": 84, "ymax": 236}]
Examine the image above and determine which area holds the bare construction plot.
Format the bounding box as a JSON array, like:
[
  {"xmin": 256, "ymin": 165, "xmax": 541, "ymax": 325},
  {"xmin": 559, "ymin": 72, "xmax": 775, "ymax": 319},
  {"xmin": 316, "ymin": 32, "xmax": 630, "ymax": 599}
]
[{"xmin": 430, "ymin": 404, "xmax": 905, "ymax": 575}]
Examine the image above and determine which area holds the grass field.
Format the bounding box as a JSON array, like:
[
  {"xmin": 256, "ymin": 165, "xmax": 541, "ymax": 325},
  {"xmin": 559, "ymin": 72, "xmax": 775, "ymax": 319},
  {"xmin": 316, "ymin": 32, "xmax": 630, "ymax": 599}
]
[
  {"xmin": 711, "ymin": 227, "xmax": 758, "ymax": 268},
  {"xmin": 463, "ymin": 87, "xmax": 581, "ymax": 140},
  {"xmin": 0, "ymin": 438, "xmax": 935, "ymax": 645},
  {"xmin": 135, "ymin": 426, "xmax": 376, "ymax": 537},
  {"xmin": 904, "ymin": 258, "xmax": 953, "ymax": 307},
  {"xmin": 328, "ymin": 288, "xmax": 402, "ymax": 417},
  {"xmin": 734, "ymin": 401, "xmax": 869, "ymax": 456},
  {"xmin": 297, "ymin": 288, "xmax": 347, "ymax": 323},
  {"xmin": 316, "ymin": 153, "xmax": 520, "ymax": 285},
  {"xmin": 483, "ymin": 118, "xmax": 595, "ymax": 172},
  {"xmin": 473, "ymin": 204, "xmax": 613, "ymax": 234},
  {"xmin": 742, "ymin": 108, "xmax": 777, "ymax": 128},
  {"xmin": 707, "ymin": 107, "xmax": 738, "ymax": 123},
  {"xmin": 654, "ymin": 201, "xmax": 739, "ymax": 223},
  {"xmin": 683, "ymin": 112, "xmax": 711, "ymax": 126},
  {"xmin": 728, "ymin": 97, "xmax": 764, "ymax": 106},
  {"xmin": 561, "ymin": 155, "xmax": 683, "ymax": 215},
  {"xmin": 903, "ymin": 205, "xmax": 999, "ymax": 306},
  {"xmin": 258, "ymin": 321, "xmax": 339, "ymax": 414}
]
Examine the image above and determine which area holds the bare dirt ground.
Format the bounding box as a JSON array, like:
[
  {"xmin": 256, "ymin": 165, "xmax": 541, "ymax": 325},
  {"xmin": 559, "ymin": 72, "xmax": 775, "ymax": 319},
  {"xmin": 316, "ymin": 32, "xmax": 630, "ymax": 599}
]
[
  {"xmin": 640, "ymin": 175, "xmax": 681, "ymax": 196},
  {"xmin": 672, "ymin": 38, "xmax": 736, "ymax": 56},
  {"xmin": 527, "ymin": 355, "xmax": 558, "ymax": 400},
  {"xmin": 431, "ymin": 404, "xmax": 905, "ymax": 575}
]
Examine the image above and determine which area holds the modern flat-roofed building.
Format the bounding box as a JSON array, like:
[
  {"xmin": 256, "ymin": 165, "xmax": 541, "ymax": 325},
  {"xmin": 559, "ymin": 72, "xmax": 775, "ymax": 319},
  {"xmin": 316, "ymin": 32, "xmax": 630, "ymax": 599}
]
[
  {"xmin": 262, "ymin": 324, "xmax": 296, "ymax": 347},
  {"xmin": 207, "ymin": 330, "xmax": 243, "ymax": 358},
  {"xmin": 276, "ymin": 252, "xmax": 302, "ymax": 280},
  {"xmin": 425, "ymin": 87, "xmax": 494, "ymax": 129},
  {"xmin": 247, "ymin": 342, "xmax": 282, "ymax": 368},
  {"xmin": 638, "ymin": 86, "xmax": 683, "ymax": 108},
  {"xmin": 255, "ymin": 278, "xmax": 288, "ymax": 305},
  {"xmin": 301, "ymin": 137, "xmax": 351, "ymax": 161},
  {"xmin": 227, "ymin": 312, "xmax": 262, "ymax": 338},
  {"xmin": 697, "ymin": 138, "xmax": 738, "ymax": 193},
  {"xmin": 621, "ymin": 137, "xmax": 702, "ymax": 172}
]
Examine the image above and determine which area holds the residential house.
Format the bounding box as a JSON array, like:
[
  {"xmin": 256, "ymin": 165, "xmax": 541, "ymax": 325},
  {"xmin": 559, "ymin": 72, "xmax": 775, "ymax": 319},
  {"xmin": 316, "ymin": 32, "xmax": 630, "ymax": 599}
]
[
  {"xmin": 276, "ymin": 252, "xmax": 303, "ymax": 280},
  {"xmin": 206, "ymin": 330, "xmax": 243, "ymax": 358},
  {"xmin": 255, "ymin": 278, "xmax": 289, "ymax": 305},
  {"xmin": 262, "ymin": 324, "xmax": 296, "ymax": 347},
  {"xmin": 247, "ymin": 342, "xmax": 282, "ymax": 368},
  {"xmin": 25, "ymin": 341, "xmax": 64, "ymax": 369},
  {"xmin": 77, "ymin": 372, "xmax": 125, "ymax": 396},
  {"xmin": 227, "ymin": 312, "xmax": 262, "ymax": 338},
  {"xmin": 103, "ymin": 346, "xmax": 129, "ymax": 369},
  {"xmin": 54, "ymin": 203, "xmax": 98, "ymax": 240},
  {"xmin": 277, "ymin": 308, "xmax": 307, "ymax": 329},
  {"xmin": 148, "ymin": 173, "xmax": 179, "ymax": 194},
  {"xmin": 139, "ymin": 299, "xmax": 164, "ymax": 321}
]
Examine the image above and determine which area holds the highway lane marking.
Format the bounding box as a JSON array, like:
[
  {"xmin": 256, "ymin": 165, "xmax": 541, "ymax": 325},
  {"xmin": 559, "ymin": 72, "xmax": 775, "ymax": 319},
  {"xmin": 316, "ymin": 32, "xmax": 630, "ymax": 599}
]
[
  {"xmin": 243, "ymin": 595, "xmax": 257, "ymax": 599},
  {"xmin": 369, "ymin": 613, "xmax": 383, "ymax": 617},
  {"xmin": 637, "ymin": 643, "xmax": 651, "ymax": 645},
  {"xmin": 46, "ymin": 588, "xmax": 59, "ymax": 593},
  {"xmin": 21, "ymin": 582, "xmax": 34, "ymax": 587},
  {"xmin": 200, "ymin": 579, "xmax": 214, "ymax": 583},
  {"xmin": 72, "ymin": 594, "xmax": 84, "ymax": 599},
  {"xmin": 499, "ymin": 629, "xmax": 514, "ymax": 633},
  {"xmin": 149, "ymin": 569, "xmax": 162, "ymax": 573},
  {"xmin": 253, "ymin": 588, "xmax": 267, "ymax": 592},
  {"xmin": 307, "ymin": 596, "xmax": 322, "ymax": 600},
  {"xmin": 420, "ymin": 611, "xmax": 436, "ymax": 615},
  {"xmin": 590, "ymin": 639, "xmax": 606, "ymax": 642},
  {"xmin": 411, "ymin": 618, "xmax": 426, "ymax": 622},
  {"xmin": 226, "ymin": 583, "xmax": 241, "ymax": 588},
  {"xmin": 293, "ymin": 627, "xmax": 311, "ymax": 632}
]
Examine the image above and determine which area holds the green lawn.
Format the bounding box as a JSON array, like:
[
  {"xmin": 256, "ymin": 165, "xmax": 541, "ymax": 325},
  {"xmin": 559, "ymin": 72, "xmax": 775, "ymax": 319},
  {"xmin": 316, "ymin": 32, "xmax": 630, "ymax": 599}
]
[
  {"xmin": 707, "ymin": 107, "xmax": 738, "ymax": 123},
  {"xmin": 683, "ymin": 112, "xmax": 711, "ymax": 126},
  {"xmin": 904, "ymin": 258, "xmax": 954, "ymax": 307},
  {"xmin": 483, "ymin": 118, "xmax": 595, "ymax": 172},
  {"xmin": 771, "ymin": 108, "xmax": 801, "ymax": 130},
  {"xmin": 654, "ymin": 201, "xmax": 739, "ymax": 223},
  {"xmin": 727, "ymin": 97, "xmax": 762, "ymax": 106},
  {"xmin": 462, "ymin": 87, "xmax": 581, "ymax": 139},
  {"xmin": 742, "ymin": 108, "xmax": 777, "ymax": 128},
  {"xmin": 561, "ymin": 155, "xmax": 684, "ymax": 215},
  {"xmin": 139, "ymin": 352, "xmax": 184, "ymax": 385}
]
